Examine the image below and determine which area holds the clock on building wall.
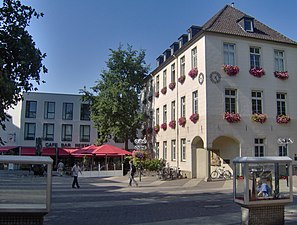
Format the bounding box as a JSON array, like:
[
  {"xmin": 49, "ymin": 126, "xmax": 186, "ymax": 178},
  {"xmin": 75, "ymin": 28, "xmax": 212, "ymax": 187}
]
[
  {"xmin": 210, "ymin": 71, "xmax": 221, "ymax": 83},
  {"xmin": 198, "ymin": 73, "xmax": 204, "ymax": 85}
]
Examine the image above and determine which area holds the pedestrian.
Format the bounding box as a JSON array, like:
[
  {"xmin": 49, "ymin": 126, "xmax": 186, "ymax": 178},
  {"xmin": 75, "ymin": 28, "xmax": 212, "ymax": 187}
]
[
  {"xmin": 71, "ymin": 162, "xmax": 82, "ymax": 188},
  {"xmin": 57, "ymin": 161, "xmax": 64, "ymax": 176},
  {"xmin": 129, "ymin": 160, "xmax": 138, "ymax": 187}
]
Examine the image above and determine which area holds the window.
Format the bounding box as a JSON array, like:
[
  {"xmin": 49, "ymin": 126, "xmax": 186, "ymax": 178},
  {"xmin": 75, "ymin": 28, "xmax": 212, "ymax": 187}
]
[
  {"xmin": 163, "ymin": 141, "xmax": 167, "ymax": 160},
  {"xmin": 171, "ymin": 101, "xmax": 176, "ymax": 120},
  {"xmin": 250, "ymin": 47, "xmax": 261, "ymax": 68},
  {"xmin": 80, "ymin": 125, "xmax": 90, "ymax": 142},
  {"xmin": 24, "ymin": 123, "xmax": 36, "ymax": 140},
  {"xmin": 180, "ymin": 56, "xmax": 185, "ymax": 76},
  {"xmin": 61, "ymin": 124, "xmax": 72, "ymax": 141},
  {"xmin": 225, "ymin": 89, "xmax": 237, "ymax": 113},
  {"xmin": 43, "ymin": 123, "xmax": 54, "ymax": 141},
  {"xmin": 171, "ymin": 63, "xmax": 176, "ymax": 83},
  {"xmin": 44, "ymin": 102, "xmax": 55, "ymax": 119},
  {"xmin": 274, "ymin": 50, "xmax": 285, "ymax": 72},
  {"xmin": 191, "ymin": 47, "xmax": 197, "ymax": 69},
  {"xmin": 163, "ymin": 70, "xmax": 167, "ymax": 88},
  {"xmin": 279, "ymin": 145, "xmax": 288, "ymax": 156},
  {"xmin": 171, "ymin": 140, "xmax": 176, "ymax": 161},
  {"xmin": 223, "ymin": 43, "xmax": 235, "ymax": 65},
  {"xmin": 163, "ymin": 105, "xmax": 167, "ymax": 123},
  {"xmin": 156, "ymin": 108, "xmax": 159, "ymax": 125},
  {"xmin": 181, "ymin": 138, "xmax": 186, "ymax": 161},
  {"xmin": 251, "ymin": 91, "xmax": 263, "ymax": 114},
  {"xmin": 181, "ymin": 96, "xmax": 186, "ymax": 117},
  {"xmin": 254, "ymin": 138, "xmax": 264, "ymax": 157},
  {"xmin": 80, "ymin": 104, "xmax": 90, "ymax": 121},
  {"xmin": 156, "ymin": 75, "xmax": 160, "ymax": 92},
  {"xmin": 276, "ymin": 93, "xmax": 287, "ymax": 115},
  {"xmin": 62, "ymin": 103, "xmax": 73, "ymax": 120},
  {"xmin": 244, "ymin": 19, "xmax": 253, "ymax": 32},
  {"xmin": 192, "ymin": 91, "xmax": 198, "ymax": 114},
  {"xmin": 155, "ymin": 142, "xmax": 159, "ymax": 159},
  {"xmin": 25, "ymin": 101, "xmax": 37, "ymax": 118}
]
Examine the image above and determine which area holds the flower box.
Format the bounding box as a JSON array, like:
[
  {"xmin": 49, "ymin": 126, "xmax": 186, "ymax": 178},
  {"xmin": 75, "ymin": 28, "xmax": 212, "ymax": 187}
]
[
  {"xmin": 178, "ymin": 75, "xmax": 186, "ymax": 84},
  {"xmin": 169, "ymin": 82, "xmax": 176, "ymax": 90},
  {"xmin": 189, "ymin": 113, "xmax": 199, "ymax": 123},
  {"xmin": 222, "ymin": 65, "xmax": 239, "ymax": 76},
  {"xmin": 249, "ymin": 67, "xmax": 265, "ymax": 77},
  {"xmin": 168, "ymin": 120, "xmax": 176, "ymax": 129},
  {"xmin": 251, "ymin": 113, "xmax": 267, "ymax": 123},
  {"xmin": 224, "ymin": 112, "xmax": 241, "ymax": 123},
  {"xmin": 154, "ymin": 124, "xmax": 160, "ymax": 133},
  {"xmin": 132, "ymin": 150, "xmax": 144, "ymax": 159},
  {"xmin": 178, "ymin": 117, "xmax": 186, "ymax": 127},
  {"xmin": 146, "ymin": 127, "xmax": 153, "ymax": 134},
  {"xmin": 161, "ymin": 123, "xmax": 167, "ymax": 131},
  {"xmin": 276, "ymin": 115, "xmax": 290, "ymax": 124},
  {"xmin": 154, "ymin": 91, "xmax": 159, "ymax": 98},
  {"xmin": 161, "ymin": 87, "xmax": 167, "ymax": 95},
  {"xmin": 274, "ymin": 71, "xmax": 289, "ymax": 80},
  {"xmin": 188, "ymin": 68, "xmax": 198, "ymax": 79}
]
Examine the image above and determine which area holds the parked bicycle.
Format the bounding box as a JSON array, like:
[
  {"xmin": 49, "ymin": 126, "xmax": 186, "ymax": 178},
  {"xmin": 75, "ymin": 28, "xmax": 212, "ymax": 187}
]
[
  {"xmin": 210, "ymin": 166, "xmax": 232, "ymax": 180},
  {"xmin": 157, "ymin": 166, "xmax": 182, "ymax": 180}
]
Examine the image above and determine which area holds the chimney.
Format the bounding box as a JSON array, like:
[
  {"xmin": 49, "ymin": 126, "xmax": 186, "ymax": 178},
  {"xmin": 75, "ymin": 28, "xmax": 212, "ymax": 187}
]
[{"xmin": 231, "ymin": 2, "xmax": 234, "ymax": 7}]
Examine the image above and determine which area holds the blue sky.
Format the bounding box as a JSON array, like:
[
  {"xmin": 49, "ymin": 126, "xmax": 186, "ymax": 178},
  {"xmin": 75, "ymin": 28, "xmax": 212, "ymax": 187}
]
[{"xmin": 21, "ymin": 0, "xmax": 297, "ymax": 94}]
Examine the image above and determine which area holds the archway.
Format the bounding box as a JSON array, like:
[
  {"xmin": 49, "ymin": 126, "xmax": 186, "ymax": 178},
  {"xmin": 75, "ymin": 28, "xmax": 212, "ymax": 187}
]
[
  {"xmin": 191, "ymin": 136, "xmax": 205, "ymax": 178},
  {"xmin": 211, "ymin": 136, "xmax": 240, "ymax": 174}
]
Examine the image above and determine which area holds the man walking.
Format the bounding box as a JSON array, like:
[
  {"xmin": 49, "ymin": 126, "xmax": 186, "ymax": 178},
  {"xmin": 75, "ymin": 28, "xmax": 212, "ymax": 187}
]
[
  {"xmin": 129, "ymin": 160, "xmax": 138, "ymax": 187},
  {"xmin": 72, "ymin": 162, "xmax": 82, "ymax": 188}
]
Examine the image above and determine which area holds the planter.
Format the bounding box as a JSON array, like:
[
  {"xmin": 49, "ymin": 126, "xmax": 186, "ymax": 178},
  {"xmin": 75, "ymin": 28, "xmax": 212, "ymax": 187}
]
[
  {"xmin": 161, "ymin": 123, "xmax": 167, "ymax": 131},
  {"xmin": 146, "ymin": 127, "xmax": 153, "ymax": 134},
  {"xmin": 188, "ymin": 68, "xmax": 198, "ymax": 79},
  {"xmin": 154, "ymin": 91, "xmax": 159, "ymax": 98},
  {"xmin": 169, "ymin": 82, "xmax": 176, "ymax": 90},
  {"xmin": 168, "ymin": 120, "xmax": 176, "ymax": 129},
  {"xmin": 224, "ymin": 112, "xmax": 241, "ymax": 123},
  {"xmin": 161, "ymin": 87, "xmax": 167, "ymax": 95},
  {"xmin": 178, "ymin": 75, "xmax": 186, "ymax": 84},
  {"xmin": 276, "ymin": 115, "xmax": 290, "ymax": 124},
  {"xmin": 249, "ymin": 67, "xmax": 265, "ymax": 77},
  {"xmin": 251, "ymin": 113, "xmax": 267, "ymax": 123},
  {"xmin": 274, "ymin": 71, "xmax": 289, "ymax": 80},
  {"xmin": 189, "ymin": 113, "xmax": 199, "ymax": 123},
  {"xmin": 178, "ymin": 117, "xmax": 186, "ymax": 127},
  {"xmin": 222, "ymin": 65, "xmax": 239, "ymax": 76},
  {"xmin": 154, "ymin": 124, "xmax": 160, "ymax": 133}
]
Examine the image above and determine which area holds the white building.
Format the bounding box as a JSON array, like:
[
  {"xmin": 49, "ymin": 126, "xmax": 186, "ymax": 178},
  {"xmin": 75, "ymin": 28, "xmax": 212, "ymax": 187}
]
[
  {"xmin": 1, "ymin": 92, "xmax": 97, "ymax": 149},
  {"xmin": 143, "ymin": 5, "xmax": 297, "ymax": 178}
]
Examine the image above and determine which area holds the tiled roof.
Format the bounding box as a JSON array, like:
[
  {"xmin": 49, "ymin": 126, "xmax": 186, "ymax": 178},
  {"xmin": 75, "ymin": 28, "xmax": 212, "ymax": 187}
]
[{"xmin": 202, "ymin": 5, "xmax": 297, "ymax": 45}]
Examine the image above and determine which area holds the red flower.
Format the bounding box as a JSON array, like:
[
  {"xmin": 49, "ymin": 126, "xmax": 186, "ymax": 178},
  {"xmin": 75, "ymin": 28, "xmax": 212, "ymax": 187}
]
[
  {"xmin": 274, "ymin": 71, "xmax": 289, "ymax": 80},
  {"xmin": 224, "ymin": 112, "xmax": 241, "ymax": 123},
  {"xmin": 178, "ymin": 117, "xmax": 186, "ymax": 127},
  {"xmin": 161, "ymin": 123, "xmax": 167, "ymax": 131},
  {"xmin": 169, "ymin": 82, "xmax": 176, "ymax": 90},
  {"xmin": 222, "ymin": 65, "xmax": 239, "ymax": 76},
  {"xmin": 154, "ymin": 124, "xmax": 160, "ymax": 133},
  {"xmin": 161, "ymin": 87, "xmax": 167, "ymax": 95},
  {"xmin": 168, "ymin": 120, "xmax": 176, "ymax": 129},
  {"xmin": 154, "ymin": 91, "xmax": 159, "ymax": 97},
  {"xmin": 251, "ymin": 113, "xmax": 267, "ymax": 123},
  {"xmin": 249, "ymin": 67, "xmax": 265, "ymax": 77},
  {"xmin": 178, "ymin": 75, "xmax": 185, "ymax": 84},
  {"xmin": 276, "ymin": 115, "xmax": 290, "ymax": 124},
  {"xmin": 189, "ymin": 113, "xmax": 199, "ymax": 123},
  {"xmin": 188, "ymin": 68, "xmax": 198, "ymax": 79}
]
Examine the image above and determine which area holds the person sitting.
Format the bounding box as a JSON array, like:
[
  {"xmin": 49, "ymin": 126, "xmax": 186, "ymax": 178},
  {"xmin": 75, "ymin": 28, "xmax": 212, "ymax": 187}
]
[{"xmin": 256, "ymin": 179, "xmax": 271, "ymax": 197}]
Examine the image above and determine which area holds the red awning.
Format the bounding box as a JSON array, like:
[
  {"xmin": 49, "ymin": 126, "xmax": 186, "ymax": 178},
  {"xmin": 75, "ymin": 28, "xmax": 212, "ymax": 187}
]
[
  {"xmin": 73, "ymin": 144, "xmax": 132, "ymax": 156},
  {"xmin": 42, "ymin": 148, "xmax": 77, "ymax": 156},
  {"xmin": 0, "ymin": 146, "xmax": 17, "ymax": 153},
  {"xmin": 20, "ymin": 147, "xmax": 36, "ymax": 156}
]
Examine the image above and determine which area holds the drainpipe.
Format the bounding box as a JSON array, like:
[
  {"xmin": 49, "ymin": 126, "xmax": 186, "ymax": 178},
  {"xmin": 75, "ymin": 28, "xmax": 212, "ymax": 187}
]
[{"xmin": 174, "ymin": 54, "xmax": 180, "ymax": 169}]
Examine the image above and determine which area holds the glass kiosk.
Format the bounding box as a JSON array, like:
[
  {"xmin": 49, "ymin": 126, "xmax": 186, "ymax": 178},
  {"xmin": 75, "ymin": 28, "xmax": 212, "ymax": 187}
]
[
  {"xmin": 0, "ymin": 155, "xmax": 53, "ymax": 225},
  {"xmin": 233, "ymin": 156, "xmax": 293, "ymax": 225}
]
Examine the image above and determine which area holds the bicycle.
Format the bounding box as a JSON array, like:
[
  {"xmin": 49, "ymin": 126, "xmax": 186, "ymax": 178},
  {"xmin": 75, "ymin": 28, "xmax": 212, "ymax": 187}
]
[{"xmin": 211, "ymin": 166, "xmax": 232, "ymax": 180}]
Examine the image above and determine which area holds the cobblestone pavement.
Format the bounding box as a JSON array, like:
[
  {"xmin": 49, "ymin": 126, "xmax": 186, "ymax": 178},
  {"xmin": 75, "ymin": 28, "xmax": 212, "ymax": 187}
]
[{"xmin": 43, "ymin": 175, "xmax": 297, "ymax": 225}]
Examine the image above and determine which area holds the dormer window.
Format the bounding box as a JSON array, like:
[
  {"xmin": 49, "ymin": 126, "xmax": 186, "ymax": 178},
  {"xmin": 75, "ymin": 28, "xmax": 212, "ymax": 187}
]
[
  {"xmin": 237, "ymin": 16, "xmax": 254, "ymax": 32},
  {"xmin": 244, "ymin": 19, "xmax": 253, "ymax": 32}
]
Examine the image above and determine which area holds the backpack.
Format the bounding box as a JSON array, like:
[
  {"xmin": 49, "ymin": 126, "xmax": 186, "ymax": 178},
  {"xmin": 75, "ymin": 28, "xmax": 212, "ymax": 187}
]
[{"xmin": 131, "ymin": 164, "xmax": 136, "ymax": 173}]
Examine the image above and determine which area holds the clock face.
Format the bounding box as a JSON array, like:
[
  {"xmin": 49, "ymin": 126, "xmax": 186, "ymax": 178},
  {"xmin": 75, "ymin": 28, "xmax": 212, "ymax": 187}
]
[
  {"xmin": 198, "ymin": 73, "xmax": 204, "ymax": 85},
  {"xmin": 210, "ymin": 71, "xmax": 221, "ymax": 83}
]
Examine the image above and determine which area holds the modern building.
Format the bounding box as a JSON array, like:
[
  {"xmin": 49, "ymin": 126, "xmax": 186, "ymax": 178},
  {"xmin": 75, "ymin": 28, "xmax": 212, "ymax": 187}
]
[{"xmin": 141, "ymin": 4, "xmax": 297, "ymax": 178}]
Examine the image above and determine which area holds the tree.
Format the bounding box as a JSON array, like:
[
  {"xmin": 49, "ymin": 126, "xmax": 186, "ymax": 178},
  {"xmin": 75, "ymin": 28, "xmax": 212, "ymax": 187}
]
[
  {"xmin": 0, "ymin": 0, "xmax": 47, "ymax": 144},
  {"xmin": 82, "ymin": 44, "xmax": 149, "ymax": 150}
]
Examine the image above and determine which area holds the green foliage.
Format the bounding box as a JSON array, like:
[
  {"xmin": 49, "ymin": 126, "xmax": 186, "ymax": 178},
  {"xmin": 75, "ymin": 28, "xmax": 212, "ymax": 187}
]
[
  {"xmin": 81, "ymin": 44, "xmax": 149, "ymax": 149},
  {"xmin": 142, "ymin": 159, "xmax": 161, "ymax": 171},
  {"xmin": 0, "ymin": 0, "xmax": 47, "ymax": 144}
]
